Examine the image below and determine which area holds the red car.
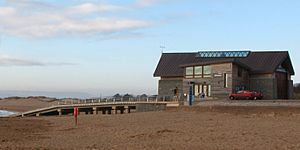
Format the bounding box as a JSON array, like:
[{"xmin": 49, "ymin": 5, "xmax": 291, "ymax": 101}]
[
  {"xmin": 229, "ymin": 90, "xmax": 263, "ymax": 100},
  {"xmin": 252, "ymin": 91, "xmax": 263, "ymax": 100}
]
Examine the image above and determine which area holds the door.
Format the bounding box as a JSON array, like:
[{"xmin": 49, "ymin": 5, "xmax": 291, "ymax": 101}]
[
  {"xmin": 276, "ymin": 72, "xmax": 288, "ymax": 99},
  {"xmin": 194, "ymin": 84, "xmax": 211, "ymax": 97}
]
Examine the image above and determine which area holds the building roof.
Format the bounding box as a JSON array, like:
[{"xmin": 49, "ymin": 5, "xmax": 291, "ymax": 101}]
[{"xmin": 153, "ymin": 51, "xmax": 295, "ymax": 77}]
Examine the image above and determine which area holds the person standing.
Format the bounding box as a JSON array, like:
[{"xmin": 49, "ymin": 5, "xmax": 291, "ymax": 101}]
[
  {"xmin": 173, "ymin": 87, "xmax": 179, "ymax": 101},
  {"xmin": 200, "ymin": 92, "xmax": 205, "ymax": 101}
]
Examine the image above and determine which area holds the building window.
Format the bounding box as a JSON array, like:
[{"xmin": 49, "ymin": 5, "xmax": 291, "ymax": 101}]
[
  {"xmin": 194, "ymin": 66, "xmax": 203, "ymax": 78},
  {"xmin": 203, "ymin": 66, "xmax": 212, "ymax": 77},
  {"xmin": 208, "ymin": 85, "xmax": 211, "ymax": 97},
  {"xmin": 195, "ymin": 84, "xmax": 211, "ymax": 97},
  {"xmin": 185, "ymin": 67, "xmax": 193, "ymax": 78},
  {"xmin": 224, "ymin": 73, "xmax": 228, "ymax": 88},
  {"xmin": 185, "ymin": 65, "xmax": 211, "ymax": 78}
]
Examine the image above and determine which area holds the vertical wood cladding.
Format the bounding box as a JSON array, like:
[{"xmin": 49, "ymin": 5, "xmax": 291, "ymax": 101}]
[
  {"xmin": 158, "ymin": 63, "xmax": 234, "ymax": 99},
  {"xmin": 276, "ymin": 72, "xmax": 288, "ymax": 99},
  {"xmin": 232, "ymin": 64, "xmax": 250, "ymax": 91},
  {"xmin": 158, "ymin": 63, "xmax": 292, "ymax": 100},
  {"xmin": 249, "ymin": 74, "xmax": 276, "ymax": 99},
  {"xmin": 210, "ymin": 63, "xmax": 233, "ymax": 98}
]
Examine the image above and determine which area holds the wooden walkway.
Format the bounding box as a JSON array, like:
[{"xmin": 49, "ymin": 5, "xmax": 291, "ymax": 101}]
[{"xmin": 14, "ymin": 101, "xmax": 179, "ymax": 117}]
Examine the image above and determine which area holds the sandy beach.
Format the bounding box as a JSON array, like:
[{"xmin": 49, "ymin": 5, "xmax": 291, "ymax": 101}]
[
  {"xmin": 1, "ymin": 103, "xmax": 300, "ymax": 150},
  {"xmin": 0, "ymin": 98, "xmax": 58, "ymax": 113}
]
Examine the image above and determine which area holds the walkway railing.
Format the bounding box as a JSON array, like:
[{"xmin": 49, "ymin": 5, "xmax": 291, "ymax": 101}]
[{"xmin": 57, "ymin": 96, "xmax": 180, "ymax": 105}]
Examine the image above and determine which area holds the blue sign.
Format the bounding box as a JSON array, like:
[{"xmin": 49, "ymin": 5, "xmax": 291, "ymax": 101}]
[{"xmin": 189, "ymin": 86, "xmax": 193, "ymax": 106}]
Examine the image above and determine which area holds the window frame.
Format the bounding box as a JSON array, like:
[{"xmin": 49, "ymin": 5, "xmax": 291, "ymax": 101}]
[
  {"xmin": 185, "ymin": 65, "xmax": 212, "ymax": 78},
  {"xmin": 224, "ymin": 73, "xmax": 228, "ymax": 88},
  {"xmin": 203, "ymin": 66, "xmax": 212, "ymax": 78},
  {"xmin": 185, "ymin": 67, "xmax": 194, "ymax": 78}
]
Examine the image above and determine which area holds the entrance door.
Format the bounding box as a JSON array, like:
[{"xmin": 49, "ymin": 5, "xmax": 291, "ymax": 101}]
[
  {"xmin": 194, "ymin": 84, "xmax": 211, "ymax": 97},
  {"xmin": 276, "ymin": 72, "xmax": 288, "ymax": 99}
]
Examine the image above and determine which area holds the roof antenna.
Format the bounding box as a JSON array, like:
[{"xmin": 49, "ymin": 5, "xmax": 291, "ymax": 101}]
[{"xmin": 160, "ymin": 45, "xmax": 165, "ymax": 54}]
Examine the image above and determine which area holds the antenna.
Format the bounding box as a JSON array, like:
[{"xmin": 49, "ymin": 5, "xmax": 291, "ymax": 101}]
[{"xmin": 160, "ymin": 45, "xmax": 166, "ymax": 53}]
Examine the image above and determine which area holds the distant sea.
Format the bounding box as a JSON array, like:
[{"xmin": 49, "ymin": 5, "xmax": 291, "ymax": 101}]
[
  {"xmin": 0, "ymin": 110, "xmax": 16, "ymax": 117},
  {"xmin": 0, "ymin": 90, "xmax": 93, "ymax": 99}
]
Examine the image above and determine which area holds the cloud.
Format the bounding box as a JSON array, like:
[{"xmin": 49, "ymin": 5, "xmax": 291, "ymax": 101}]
[
  {"xmin": 0, "ymin": 1, "xmax": 151, "ymax": 38},
  {"xmin": 0, "ymin": 55, "xmax": 75, "ymax": 66},
  {"xmin": 68, "ymin": 3, "xmax": 123, "ymax": 14},
  {"xmin": 134, "ymin": 0, "xmax": 169, "ymax": 7}
]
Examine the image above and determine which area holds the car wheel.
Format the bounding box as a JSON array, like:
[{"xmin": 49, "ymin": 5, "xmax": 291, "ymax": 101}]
[
  {"xmin": 253, "ymin": 97, "xmax": 257, "ymax": 100},
  {"xmin": 246, "ymin": 97, "xmax": 250, "ymax": 100},
  {"xmin": 229, "ymin": 96, "xmax": 235, "ymax": 100}
]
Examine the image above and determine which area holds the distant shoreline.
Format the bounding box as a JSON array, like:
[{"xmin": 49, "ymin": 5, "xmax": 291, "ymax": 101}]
[{"xmin": 0, "ymin": 110, "xmax": 16, "ymax": 117}]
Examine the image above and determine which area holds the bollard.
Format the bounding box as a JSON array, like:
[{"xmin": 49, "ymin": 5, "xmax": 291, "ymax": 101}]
[{"xmin": 74, "ymin": 107, "xmax": 78, "ymax": 126}]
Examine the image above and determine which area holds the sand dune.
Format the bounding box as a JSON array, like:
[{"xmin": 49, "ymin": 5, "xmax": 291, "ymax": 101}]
[{"xmin": 0, "ymin": 98, "xmax": 58, "ymax": 112}]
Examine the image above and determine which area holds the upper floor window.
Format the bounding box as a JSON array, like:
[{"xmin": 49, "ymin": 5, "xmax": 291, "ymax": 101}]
[
  {"xmin": 203, "ymin": 66, "xmax": 212, "ymax": 77},
  {"xmin": 185, "ymin": 67, "xmax": 194, "ymax": 78},
  {"xmin": 194, "ymin": 66, "xmax": 203, "ymax": 78},
  {"xmin": 185, "ymin": 65, "xmax": 212, "ymax": 78}
]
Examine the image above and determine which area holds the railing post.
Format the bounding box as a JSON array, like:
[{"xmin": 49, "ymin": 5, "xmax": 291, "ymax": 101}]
[
  {"xmin": 147, "ymin": 97, "xmax": 149, "ymax": 102},
  {"xmin": 93, "ymin": 107, "xmax": 97, "ymax": 115},
  {"xmin": 57, "ymin": 109, "xmax": 62, "ymax": 116}
]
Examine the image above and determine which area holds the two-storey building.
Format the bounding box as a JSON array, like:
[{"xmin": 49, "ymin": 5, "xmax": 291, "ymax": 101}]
[{"xmin": 153, "ymin": 51, "xmax": 294, "ymax": 100}]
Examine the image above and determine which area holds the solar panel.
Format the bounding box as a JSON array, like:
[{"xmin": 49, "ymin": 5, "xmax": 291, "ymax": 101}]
[{"xmin": 196, "ymin": 51, "xmax": 250, "ymax": 58}]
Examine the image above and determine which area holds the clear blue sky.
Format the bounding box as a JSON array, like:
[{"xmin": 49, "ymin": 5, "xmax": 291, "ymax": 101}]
[{"xmin": 0, "ymin": 0, "xmax": 299, "ymax": 98}]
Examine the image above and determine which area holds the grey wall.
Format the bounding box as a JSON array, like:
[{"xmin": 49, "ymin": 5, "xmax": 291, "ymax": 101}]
[
  {"xmin": 288, "ymin": 80, "xmax": 294, "ymax": 99},
  {"xmin": 136, "ymin": 103, "xmax": 166, "ymax": 112},
  {"xmin": 158, "ymin": 79, "xmax": 183, "ymax": 100},
  {"xmin": 250, "ymin": 77, "xmax": 276, "ymax": 99}
]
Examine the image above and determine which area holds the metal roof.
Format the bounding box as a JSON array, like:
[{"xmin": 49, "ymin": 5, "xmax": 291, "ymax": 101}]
[{"xmin": 196, "ymin": 51, "xmax": 250, "ymax": 58}]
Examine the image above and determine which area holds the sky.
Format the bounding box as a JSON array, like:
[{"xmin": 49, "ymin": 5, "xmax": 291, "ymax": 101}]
[{"xmin": 0, "ymin": 0, "xmax": 299, "ymax": 98}]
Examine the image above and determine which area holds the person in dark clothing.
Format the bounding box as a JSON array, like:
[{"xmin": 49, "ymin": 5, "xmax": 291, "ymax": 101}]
[
  {"xmin": 174, "ymin": 87, "xmax": 178, "ymax": 96},
  {"xmin": 173, "ymin": 87, "xmax": 179, "ymax": 101},
  {"xmin": 200, "ymin": 92, "xmax": 205, "ymax": 101}
]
